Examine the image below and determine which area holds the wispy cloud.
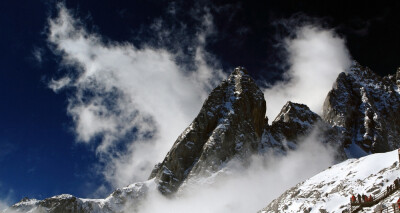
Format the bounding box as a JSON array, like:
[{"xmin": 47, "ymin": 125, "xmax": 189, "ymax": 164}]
[
  {"xmin": 47, "ymin": 3, "xmax": 225, "ymax": 189},
  {"xmin": 0, "ymin": 184, "xmax": 14, "ymax": 212},
  {"xmin": 32, "ymin": 47, "xmax": 44, "ymax": 64}
]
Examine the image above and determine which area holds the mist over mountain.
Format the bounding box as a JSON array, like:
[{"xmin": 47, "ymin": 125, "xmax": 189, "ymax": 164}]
[
  {"xmin": 2, "ymin": 1, "xmax": 400, "ymax": 213},
  {"xmin": 5, "ymin": 60, "xmax": 400, "ymax": 213}
]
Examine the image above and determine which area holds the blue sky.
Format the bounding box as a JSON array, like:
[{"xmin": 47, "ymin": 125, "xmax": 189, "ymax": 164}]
[
  {"xmin": 1, "ymin": 0, "xmax": 400, "ymax": 206},
  {"xmin": 0, "ymin": 1, "xmax": 104, "ymax": 201}
]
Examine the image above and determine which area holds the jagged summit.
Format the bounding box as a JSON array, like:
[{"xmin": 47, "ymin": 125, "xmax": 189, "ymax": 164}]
[
  {"xmin": 259, "ymin": 100, "xmax": 329, "ymax": 155},
  {"xmin": 149, "ymin": 66, "xmax": 266, "ymax": 194},
  {"xmin": 233, "ymin": 66, "xmax": 248, "ymax": 74},
  {"xmin": 273, "ymin": 101, "xmax": 319, "ymax": 125},
  {"xmin": 323, "ymin": 61, "xmax": 400, "ymax": 156}
]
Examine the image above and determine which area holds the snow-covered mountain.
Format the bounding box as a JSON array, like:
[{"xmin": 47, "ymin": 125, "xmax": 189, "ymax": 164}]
[
  {"xmin": 4, "ymin": 63, "xmax": 400, "ymax": 213},
  {"xmin": 260, "ymin": 149, "xmax": 400, "ymax": 213},
  {"xmin": 4, "ymin": 181, "xmax": 153, "ymax": 213}
]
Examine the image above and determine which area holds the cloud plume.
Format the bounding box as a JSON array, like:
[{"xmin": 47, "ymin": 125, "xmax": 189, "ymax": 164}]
[
  {"xmin": 264, "ymin": 25, "xmax": 351, "ymax": 121},
  {"xmin": 47, "ymin": 4, "xmax": 225, "ymax": 189}
]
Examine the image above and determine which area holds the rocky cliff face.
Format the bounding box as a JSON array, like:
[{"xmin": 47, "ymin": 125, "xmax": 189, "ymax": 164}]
[
  {"xmin": 323, "ymin": 62, "xmax": 400, "ymax": 156},
  {"xmin": 149, "ymin": 67, "xmax": 266, "ymax": 194},
  {"xmin": 148, "ymin": 67, "xmax": 342, "ymax": 195}
]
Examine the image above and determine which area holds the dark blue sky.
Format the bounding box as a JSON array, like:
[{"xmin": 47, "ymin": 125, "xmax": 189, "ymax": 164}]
[
  {"xmin": 1, "ymin": 0, "xmax": 400, "ymax": 205},
  {"xmin": 0, "ymin": 0, "xmax": 102, "ymax": 201}
]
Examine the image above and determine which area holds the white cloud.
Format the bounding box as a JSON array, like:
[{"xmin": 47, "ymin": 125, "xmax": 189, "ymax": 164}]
[
  {"xmin": 47, "ymin": 4, "xmax": 225, "ymax": 188},
  {"xmin": 48, "ymin": 77, "xmax": 71, "ymax": 93},
  {"xmin": 138, "ymin": 128, "xmax": 336, "ymax": 213},
  {"xmin": 0, "ymin": 185, "xmax": 14, "ymax": 212},
  {"xmin": 32, "ymin": 47, "xmax": 44, "ymax": 63},
  {"xmin": 264, "ymin": 25, "xmax": 351, "ymax": 121},
  {"xmin": 0, "ymin": 201, "xmax": 8, "ymax": 212}
]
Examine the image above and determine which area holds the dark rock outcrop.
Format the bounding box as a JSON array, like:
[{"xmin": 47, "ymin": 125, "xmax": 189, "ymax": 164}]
[
  {"xmin": 260, "ymin": 101, "xmax": 323, "ymax": 153},
  {"xmin": 270, "ymin": 101, "xmax": 320, "ymax": 141},
  {"xmin": 323, "ymin": 62, "xmax": 400, "ymax": 155},
  {"xmin": 149, "ymin": 67, "xmax": 266, "ymax": 194}
]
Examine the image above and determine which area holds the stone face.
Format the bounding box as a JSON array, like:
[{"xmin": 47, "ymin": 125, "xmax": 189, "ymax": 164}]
[
  {"xmin": 323, "ymin": 62, "xmax": 400, "ymax": 155},
  {"xmin": 149, "ymin": 67, "xmax": 266, "ymax": 194}
]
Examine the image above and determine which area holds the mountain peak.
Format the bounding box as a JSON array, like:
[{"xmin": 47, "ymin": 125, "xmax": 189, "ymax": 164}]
[
  {"xmin": 323, "ymin": 63, "xmax": 400, "ymax": 156},
  {"xmin": 149, "ymin": 67, "xmax": 266, "ymax": 194},
  {"xmin": 273, "ymin": 101, "xmax": 319, "ymax": 124},
  {"xmin": 232, "ymin": 66, "xmax": 248, "ymax": 75}
]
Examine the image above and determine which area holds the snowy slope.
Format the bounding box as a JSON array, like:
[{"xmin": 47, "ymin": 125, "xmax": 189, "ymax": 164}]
[
  {"xmin": 261, "ymin": 149, "xmax": 400, "ymax": 212},
  {"xmin": 2, "ymin": 180, "xmax": 155, "ymax": 213}
]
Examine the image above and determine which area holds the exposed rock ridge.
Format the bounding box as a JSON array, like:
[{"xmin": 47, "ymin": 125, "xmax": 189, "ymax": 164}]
[
  {"xmin": 149, "ymin": 66, "xmax": 266, "ymax": 194},
  {"xmin": 323, "ymin": 61, "xmax": 400, "ymax": 156},
  {"xmin": 260, "ymin": 101, "xmax": 322, "ymax": 153}
]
